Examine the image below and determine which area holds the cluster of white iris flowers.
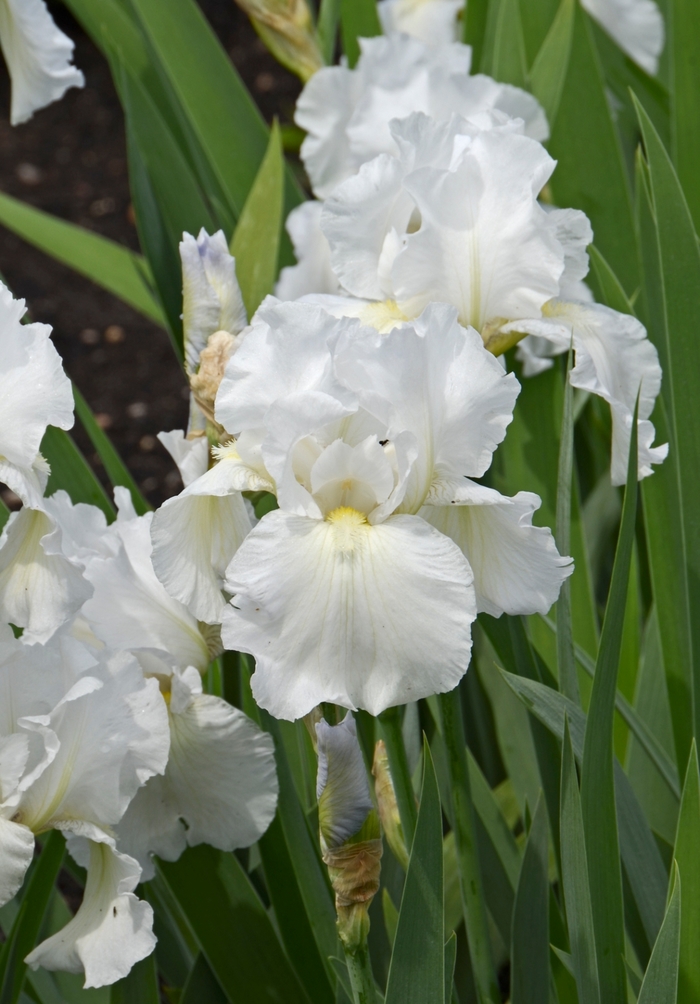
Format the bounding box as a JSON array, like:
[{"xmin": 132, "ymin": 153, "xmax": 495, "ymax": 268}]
[{"xmin": 0, "ymin": 0, "xmax": 667, "ymax": 990}]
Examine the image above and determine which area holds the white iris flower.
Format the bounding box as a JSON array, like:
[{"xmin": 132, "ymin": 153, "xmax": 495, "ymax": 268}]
[
  {"xmin": 0, "ymin": 0, "xmax": 84, "ymax": 125},
  {"xmin": 0, "ymin": 630, "xmax": 170, "ymax": 986},
  {"xmin": 314, "ymin": 112, "xmax": 666, "ymax": 485},
  {"xmin": 378, "ymin": 0, "xmax": 462, "ymax": 47},
  {"xmin": 151, "ymin": 300, "xmax": 570, "ymax": 719}
]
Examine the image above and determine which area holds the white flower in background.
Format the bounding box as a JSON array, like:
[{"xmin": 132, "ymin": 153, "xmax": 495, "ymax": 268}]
[
  {"xmin": 0, "ymin": 282, "xmax": 73, "ymax": 507},
  {"xmin": 116, "ymin": 664, "xmax": 278, "ymax": 880},
  {"xmin": 378, "ymin": 0, "xmax": 462, "ymax": 47},
  {"xmin": 581, "ymin": 0, "xmax": 664, "ymax": 75},
  {"xmin": 318, "ymin": 112, "xmax": 666, "ymax": 484},
  {"xmin": 0, "ymin": 0, "xmax": 84, "ymax": 125},
  {"xmin": 275, "ymin": 201, "xmax": 340, "ymax": 301},
  {"xmin": 0, "ymin": 633, "xmax": 169, "ymax": 986},
  {"xmin": 180, "ymin": 228, "xmax": 248, "ymax": 430},
  {"xmin": 294, "ymin": 33, "xmax": 548, "ymax": 200},
  {"xmin": 185, "ymin": 299, "xmax": 572, "ymax": 719},
  {"xmin": 0, "ymin": 492, "xmax": 94, "ymax": 644}
]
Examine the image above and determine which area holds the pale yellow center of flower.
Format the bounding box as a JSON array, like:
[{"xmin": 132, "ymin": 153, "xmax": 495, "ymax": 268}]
[
  {"xmin": 358, "ymin": 299, "xmax": 409, "ymax": 334},
  {"xmin": 326, "ymin": 506, "xmax": 369, "ymax": 552}
]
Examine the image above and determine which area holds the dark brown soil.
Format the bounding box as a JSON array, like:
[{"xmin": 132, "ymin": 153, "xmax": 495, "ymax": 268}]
[{"xmin": 0, "ymin": 1, "xmax": 301, "ymax": 508}]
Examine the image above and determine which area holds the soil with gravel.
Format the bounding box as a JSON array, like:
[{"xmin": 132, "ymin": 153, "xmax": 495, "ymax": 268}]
[{"xmin": 0, "ymin": 0, "xmax": 301, "ymax": 509}]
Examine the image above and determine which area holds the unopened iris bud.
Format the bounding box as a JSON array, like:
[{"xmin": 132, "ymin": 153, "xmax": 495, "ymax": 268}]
[
  {"xmin": 372, "ymin": 739, "xmax": 409, "ymax": 870},
  {"xmin": 232, "ymin": 0, "xmax": 324, "ymax": 82},
  {"xmin": 316, "ymin": 714, "xmax": 382, "ymax": 951}
]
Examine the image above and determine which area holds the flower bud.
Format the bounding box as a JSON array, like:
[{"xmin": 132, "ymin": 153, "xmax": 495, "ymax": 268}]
[
  {"xmin": 372, "ymin": 739, "xmax": 409, "ymax": 870},
  {"xmin": 316, "ymin": 714, "xmax": 382, "ymax": 951},
  {"xmin": 232, "ymin": 0, "xmax": 324, "ymax": 82}
]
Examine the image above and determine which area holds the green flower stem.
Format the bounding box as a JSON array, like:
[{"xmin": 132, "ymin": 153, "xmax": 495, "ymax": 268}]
[
  {"xmin": 378, "ymin": 706, "xmax": 418, "ymax": 845},
  {"xmin": 343, "ymin": 943, "xmax": 378, "ymax": 1004},
  {"xmin": 439, "ymin": 688, "xmax": 500, "ymax": 1004}
]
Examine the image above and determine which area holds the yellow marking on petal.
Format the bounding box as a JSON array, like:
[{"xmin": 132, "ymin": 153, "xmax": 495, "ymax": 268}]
[
  {"xmin": 326, "ymin": 506, "xmax": 369, "ymax": 552},
  {"xmin": 358, "ymin": 300, "xmax": 409, "ymax": 334}
]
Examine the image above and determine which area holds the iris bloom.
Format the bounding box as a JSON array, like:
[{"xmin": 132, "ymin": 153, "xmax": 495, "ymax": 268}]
[
  {"xmin": 295, "ymin": 32, "xmax": 548, "ymax": 200},
  {"xmin": 314, "ymin": 112, "xmax": 666, "ymax": 485},
  {"xmin": 378, "ymin": 0, "xmax": 462, "ymax": 47},
  {"xmin": 0, "ymin": 0, "xmax": 84, "ymax": 124},
  {"xmin": 151, "ymin": 300, "xmax": 570, "ymax": 719},
  {"xmin": 0, "ymin": 629, "xmax": 169, "ymax": 986}
]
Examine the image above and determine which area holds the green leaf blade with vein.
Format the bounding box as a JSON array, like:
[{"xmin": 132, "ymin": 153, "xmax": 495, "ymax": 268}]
[
  {"xmin": 560, "ymin": 719, "xmax": 600, "ymax": 1004},
  {"xmin": 510, "ymin": 794, "xmax": 549, "ymax": 1004},
  {"xmin": 110, "ymin": 954, "xmax": 159, "ymax": 1004},
  {"xmin": 41, "ymin": 427, "xmax": 115, "ymax": 519},
  {"xmin": 671, "ymin": 0, "xmax": 700, "ymax": 231},
  {"xmin": 0, "ymin": 191, "xmax": 163, "ymax": 326},
  {"xmin": 385, "ymin": 745, "xmax": 444, "ymax": 1004},
  {"xmin": 638, "ymin": 863, "xmax": 681, "ymax": 1004},
  {"xmin": 635, "ymin": 97, "xmax": 700, "ymax": 747},
  {"xmin": 674, "ymin": 744, "xmax": 700, "ymax": 1004},
  {"xmin": 580, "ymin": 404, "xmax": 638, "ymax": 1001},
  {"xmin": 230, "ymin": 121, "xmax": 285, "ymax": 319},
  {"xmin": 340, "ymin": 0, "xmax": 381, "ymax": 68},
  {"xmin": 528, "ymin": 0, "xmax": 575, "ymax": 126}
]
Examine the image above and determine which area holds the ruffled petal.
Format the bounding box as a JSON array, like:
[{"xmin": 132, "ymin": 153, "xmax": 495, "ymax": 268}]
[
  {"xmin": 25, "ymin": 837, "xmax": 155, "ymax": 987},
  {"xmin": 0, "ymin": 0, "xmax": 84, "ymax": 125},
  {"xmin": 316, "ymin": 714, "xmax": 373, "ymax": 848},
  {"xmin": 581, "ymin": 0, "xmax": 664, "ymax": 74},
  {"xmin": 222, "ymin": 508, "xmax": 475, "ymax": 719},
  {"xmin": 421, "ymin": 480, "xmax": 572, "ymax": 616},
  {"xmin": 150, "ymin": 466, "xmax": 253, "ymax": 624},
  {"xmin": 157, "ymin": 430, "xmax": 209, "ymax": 488},
  {"xmin": 275, "ymin": 201, "xmax": 341, "ymax": 300},
  {"xmin": 0, "ymin": 816, "xmax": 34, "ymax": 906}
]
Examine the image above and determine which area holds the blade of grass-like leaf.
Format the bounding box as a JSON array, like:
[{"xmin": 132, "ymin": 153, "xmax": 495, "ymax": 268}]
[
  {"xmin": 638, "ymin": 863, "xmax": 681, "ymax": 1004},
  {"xmin": 500, "ymin": 671, "xmax": 667, "ymax": 949},
  {"xmin": 378, "ymin": 706, "xmax": 418, "ymax": 843},
  {"xmin": 510, "ymin": 793, "xmax": 549, "ymax": 1004},
  {"xmin": 635, "ymin": 97, "xmax": 700, "ymax": 750},
  {"xmin": 560, "ymin": 719, "xmax": 600, "ymax": 1004},
  {"xmin": 317, "ymin": 0, "xmax": 341, "ymax": 64},
  {"xmin": 588, "ymin": 245, "xmax": 636, "ymax": 315},
  {"xmin": 670, "ymin": 0, "xmax": 700, "ymax": 230},
  {"xmin": 486, "ymin": 0, "xmax": 528, "ymax": 88},
  {"xmin": 438, "ymin": 689, "xmax": 500, "ymax": 1004},
  {"xmin": 579, "ymin": 402, "xmax": 638, "ymax": 1001},
  {"xmin": 385, "ymin": 745, "xmax": 444, "ymax": 1004},
  {"xmin": 528, "ymin": 0, "xmax": 574, "ymax": 126},
  {"xmin": 538, "ymin": 613, "xmax": 680, "ymax": 800},
  {"xmin": 127, "ymin": 0, "xmax": 303, "ymax": 221},
  {"xmin": 0, "ymin": 832, "xmax": 64, "ymax": 1004},
  {"xmin": 0, "ymin": 499, "xmax": 9, "ymax": 533},
  {"xmin": 73, "ymin": 386, "xmax": 148, "ymax": 515},
  {"xmin": 463, "ymin": 0, "xmax": 489, "ymax": 68},
  {"xmin": 635, "ymin": 151, "xmax": 693, "ymax": 773},
  {"xmin": 443, "ymin": 933, "xmax": 456, "ymax": 1004},
  {"xmin": 230, "ymin": 121, "xmax": 284, "ymax": 318},
  {"xmin": 258, "ymin": 815, "xmax": 335, "ymax": 1004},
  {"xmin": 556, "ymin": 347, "xmax": 579, "ymax": 704},
  {"xmin": 180, "ymin": 954, "xmax": 228, "ymax": 1004},
  {"xmin": 158, "ymin": 845, "xmax": 312, "ymax": 1004},
  {"xmin": 340, "ymin": 0, "xmax": 381, "ymax": 68},
  {"xmin": 0, "ymin": 192, "xmax": 163, "ymax": 326},
  {"xmin": 673, "ymin": 743, "xmax": 700, "ymax": 1004},
  {"xmin": 110, "ymin": 954, "xmax": 159, "ymax": 1004},
  {"xmin": 41, "ymin": 427, "xmax": 114, "ymax": 519},
  {"xmin": 548, "ymin": 4, "xmax": 638, "ymax": 294}
]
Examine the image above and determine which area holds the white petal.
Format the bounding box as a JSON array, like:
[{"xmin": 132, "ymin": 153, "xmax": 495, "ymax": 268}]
[
  {"xmin": 82, "ymin": 509, "xmax": 212, "ymax": 672},
  {"xmin": 0, "ymin": 816, "xmax": 34, "ymax": 906},
  {"xmin": 275, "ymin": 201, "xmax": 341, "ymax": 301},
  {"xmin": 26, "ymin": 838, "xmax": 155, "ymax": 987},
  {"xmin": 378, "ymin": 0, "xmax": 462, "ymax": 46},
  {"xmin": 0, "ymin": 0, "xmax": 84, "ymax": 125},
  {"xmin": 421, "ymin": 481, "xmax": 572, "ymax": 616},
  {"xmin": 0, "ymin": 282, "xmax": 73, "ymax": 468},
  {"xmin": 0, "ymin": 507, "xmax": 91, "ymax": 644},
  {"xmin": 393, "ymin": 129, "xmax": 564, "ymax": 329},
  {"xmin": 180, "ymin": 229, "xmax": 247, "ymax": 376},
  {"xmin": 316, "ymin": 713, "xmax": 372, "ymax": 848},
  {"xmin": 19, "ymin": 653, "xmax": 169, "ymax": 833},
  {"xmin": 150, "ymin": 468, "xmax": 252, "ymax": 624},
  {"xmin": 157, "ymin": 430, "xmax": 209, "ymax": 488},
  {"xmin": 222, "ymin": 509, "xmax": 475, "ymax": 719},
  {"xmin": 113, "ymin": 774, "xmax": 186, "ymax": 882},
  {"xmin": 296, "ymin": 63, "xmax": 360, "ymax": 199},
  {"xmin": 546, "ymin": 300, "xmax": 667, "ymax": 484},
  {"xmin": 0, "ymin": 732, "xmax": 29, "ymax": 801},
  {"xmin": 581, "ymin": 0, "xmax": 664, "ymax": 74},
  {"xmin": 335, "ymin": 303, "xmax": 520, "ymax": 512}
]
